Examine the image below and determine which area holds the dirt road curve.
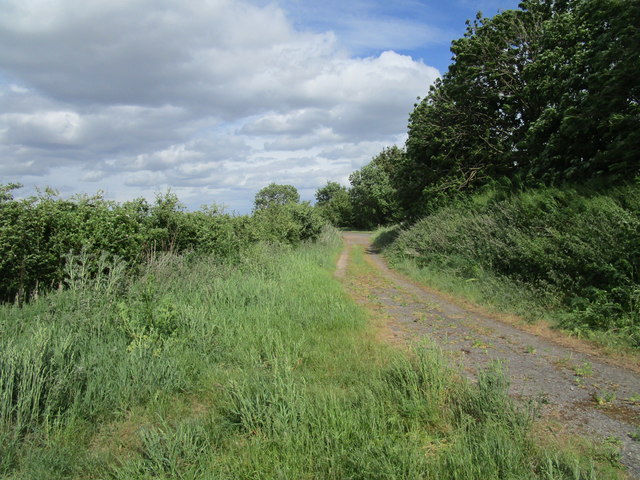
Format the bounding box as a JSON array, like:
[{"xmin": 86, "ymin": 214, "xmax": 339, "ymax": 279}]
[{"xmin": 338, "ymin": 233, "xmax": 640, "ymax": 478}]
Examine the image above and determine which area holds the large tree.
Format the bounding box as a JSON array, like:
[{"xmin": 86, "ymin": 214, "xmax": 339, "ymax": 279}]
[
  {"xmin": 403, "ymin": 6, "xmax": 545, "ymax": 217},
  {"xmin": 349, "ymin": 147, "xmax": 403, "ymax": 229},
  {"xmin": 315, "ymin": 181, "xmax": 352, "ymax": 227},
  {"xmin": 328, "ymin": 0, "xmax": 640, "ymax": 225}
]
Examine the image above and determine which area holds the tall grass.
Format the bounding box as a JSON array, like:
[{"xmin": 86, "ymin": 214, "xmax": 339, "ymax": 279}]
[{"xmin": 0, "ymin": 228, "xmax": 622, "ymax": 478}]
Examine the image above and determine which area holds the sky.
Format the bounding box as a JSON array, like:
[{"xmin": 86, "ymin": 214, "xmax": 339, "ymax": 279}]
[{"xmin": 0, "ymin": 0, "xmax": 521, "ymax": 213}]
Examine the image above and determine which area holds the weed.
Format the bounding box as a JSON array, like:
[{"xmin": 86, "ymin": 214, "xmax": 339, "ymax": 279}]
[
  {"xmin": 573, "ymin": 362, "xmax": 594, "ymax": 377},
  {"xmin": 600, "ymin": 436, "xmax": 622, "ymax": 464},
  {"xmin": 593, "ymin": 390, "xmax": 616, "ymax": 406},
  {"xmin": 536, "ymin": 392, "xmax": 550, "ymax": 405},
  {"xmin": 471, "ymin": 340, "xmax": 490, "ymax": 349},
  {"xmin": 626, "ymin": 393, "xmax": 640, "ymax": 405},
  {"xmin": 554, "ymin": 356, "xmax": 573, "ymax": 369}
]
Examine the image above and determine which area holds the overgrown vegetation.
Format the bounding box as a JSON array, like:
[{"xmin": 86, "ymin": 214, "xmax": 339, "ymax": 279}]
[
  {"xmin": 0, "ymin": 228, "xmax": 622, "ymax": 479},
  {"xmin": 378, "ymin": 184, "xmax": 640, "ymax": 348},
  {"xmin": 0, "ymin": 182, "xmax": 324, "ymax": 304}
]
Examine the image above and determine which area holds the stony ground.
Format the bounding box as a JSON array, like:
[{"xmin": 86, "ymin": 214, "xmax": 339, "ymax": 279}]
[{"xmin": 338, "ymin": 232, "xmax": 640, "ymax": 478}]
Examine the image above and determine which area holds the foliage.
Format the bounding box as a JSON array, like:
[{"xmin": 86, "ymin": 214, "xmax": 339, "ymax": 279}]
[
  {"xmin": 348, "ymin": 146, "xmax": 404, "ymax": 229},
  {"xmin": 0, "ymin": 230, "xmax": 618, "ymax": 479},
  {"xmin": 0, "ymin": 188, "xmax": 148, "ymax": 303},
  {"xmin": 382, "ymin": 185, "xmax": 640, "ymax": 347},
  {"xmin": 253, "ymin": 183, "xmax": 326, "ymax": 244},
  {"xmin": 521, "ymin": 0, "xmax": 640, "ymax": 184},
  {"xmin": 315, "ymin": 181, "xmax": 353, "ymax": 227},
  {"xmin": 253, "ymin": 183, "xmax": 300, "ymax": 211},
  {"xmin": 326, "ymin": 0, "xmax": 640, "ymax": 224},
  {"xmin": 253, "ymin": 201, "xmax": 325, "ymax": 245},
  {"xmin": 393, "ymin": 0, "xmax": 640, "ymax": 219},
  {"xmin": 0, "ymin": 184, "xmax": 325, "ymax": 304}
]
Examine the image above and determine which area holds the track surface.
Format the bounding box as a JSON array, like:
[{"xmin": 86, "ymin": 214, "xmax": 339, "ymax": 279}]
[{"xmin": 338, "ymin": 232, "xmax": 640, "ymax": 478}]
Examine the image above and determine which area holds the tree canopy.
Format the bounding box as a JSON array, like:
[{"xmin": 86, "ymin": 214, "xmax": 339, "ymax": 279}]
[
  {"xmin": 315, "ymin": 0, "xmax": 639, "ymax": 227},
  {"xmin": 254, "ymin": 183, "xmax": 300, "ymax": 211},
  {"xmin": 349, "ymin": 147, "xmax": 404, "ymax": 229},
  {"xmin": 397, "ymin": 0, "xmax": 640, "ymax": 218},
  {"xmin": 315, "ymin": 181, "xmax": 352, "ymax": 227}
]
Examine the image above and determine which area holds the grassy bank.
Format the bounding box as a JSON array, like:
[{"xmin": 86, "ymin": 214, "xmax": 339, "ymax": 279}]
[
  {"xmin": 377, "ymin": 184, "xmax": 640, "ymax": 350},
  {"xmin": 0, "ymin": 228, "xmax": 623, "ymax": 478}
]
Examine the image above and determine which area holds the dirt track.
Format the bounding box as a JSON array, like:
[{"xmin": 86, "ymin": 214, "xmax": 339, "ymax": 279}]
[{"xmin": 338, "ymin": 232, "xmax": 640, "ymax": 478}]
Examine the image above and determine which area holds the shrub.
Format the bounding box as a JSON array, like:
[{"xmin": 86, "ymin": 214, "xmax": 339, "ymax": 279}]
[{"xmin": 386, "ymin": 184, "xmax": 640, "ymax": 345}]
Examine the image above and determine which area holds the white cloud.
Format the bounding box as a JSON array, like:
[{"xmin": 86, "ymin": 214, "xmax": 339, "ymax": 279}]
[
  {"xmin": 1, "ymin": 110, "xmax": 82, "ymax": 146},
  {"xmin": 265, "ymin": 128, "xmax": 343, "ymax": 151},
  {"xmin": 241, "ymin": 109, "xmax": 328, "ymax": 135},
  {"xmin": 80, "ymin": 170, "xmax": 107, "ymax": 182},
  {"xmin": 0, "ymin": 0, "xmax": 440, "ymax": 212},
  {"xmin": 118, "ymin": 144, "xmax": 206, "ymax": 171},
  {"xmin": 123, "ymin": 171, "xmax": 167, "ymax": 187},
  {"xmin": 9, "ymin": 84, "xmax": 29, "ymax": 94}
]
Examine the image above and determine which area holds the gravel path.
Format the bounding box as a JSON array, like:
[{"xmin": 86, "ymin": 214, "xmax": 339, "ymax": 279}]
[{"xmin": 339, "ymin": 232, "xmax": 640, "ymax": 478}]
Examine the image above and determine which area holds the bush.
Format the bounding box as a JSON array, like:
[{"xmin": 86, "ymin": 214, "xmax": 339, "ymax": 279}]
[
  {"xmin": 0, "ymin": 185, "xmax": 326, "ymax": 304},
  {"xmin": 385, "ymin": 184, "xmax": 640, "ymax": 345},
  {"xmin": 252, "ymin": 202, "xmax": 326, "ymax": 245}
]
